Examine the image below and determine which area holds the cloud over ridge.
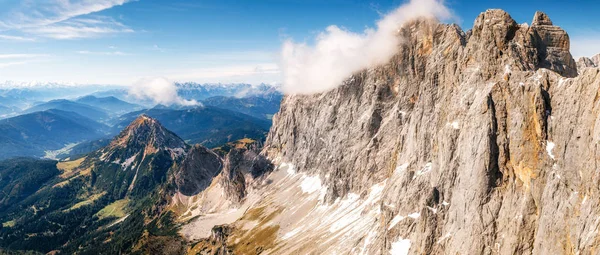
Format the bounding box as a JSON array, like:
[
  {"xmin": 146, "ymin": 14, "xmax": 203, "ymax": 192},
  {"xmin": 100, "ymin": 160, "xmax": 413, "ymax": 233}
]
[
  {"xmin": 128, "ymin": 77, "xmax": 199, "ymax": 106},
  {"xmin": 279, "ymin": 0, "xmax": 453, "ymax": 95}
]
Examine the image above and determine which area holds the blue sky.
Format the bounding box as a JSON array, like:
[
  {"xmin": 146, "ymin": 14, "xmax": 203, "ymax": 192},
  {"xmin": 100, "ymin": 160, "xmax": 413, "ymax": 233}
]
[{"xmin": 0, "ymin": 0, "xmax": 599, "ymax": 86}]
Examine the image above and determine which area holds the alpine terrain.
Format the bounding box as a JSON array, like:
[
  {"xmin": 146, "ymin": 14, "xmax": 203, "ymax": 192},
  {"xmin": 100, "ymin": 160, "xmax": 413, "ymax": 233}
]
[
  {"xmin": 1, "ymin": 7, "xmax": 600, "ymax": 255},
  {"xmin": 174, "ymin": 10, "xmax": 600, "ymax": 255}
]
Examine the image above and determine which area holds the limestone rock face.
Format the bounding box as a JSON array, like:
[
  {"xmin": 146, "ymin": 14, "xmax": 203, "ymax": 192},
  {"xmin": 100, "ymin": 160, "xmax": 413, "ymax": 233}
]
[
  {"xmin": 259, "ymin": 10, "xmax": 598, "ymax": 255},
  {"xmin": 577, "ymin": 57, "xmax": 596, "ymax": 70},
  {"xmin": 220, "ymin": 145, "xmax": 274, "ymax": 204},
  {"xmin": 180, "ymin": 9, "xmax": 600, "ymax": 255}
]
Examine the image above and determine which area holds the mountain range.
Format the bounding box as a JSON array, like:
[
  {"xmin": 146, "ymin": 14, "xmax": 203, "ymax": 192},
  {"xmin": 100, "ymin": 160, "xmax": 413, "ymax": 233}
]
[
  {"xmin": 112, "ymin": 107, "xmax": 271, "ymax": 147},
  {"xmin": 4, "ymin": 8, "xmax": 600, "ymax": 255},
  {"xmin": 75, "ymin": 95, "xmax": 143, "ymax": 115},
  {"xmin": 23, "ymin": 99, "xmax": 109, "ymax": 122},
  {"xmin": 0, "ymin": 109, "xmax": 108, "ymax": 159}
]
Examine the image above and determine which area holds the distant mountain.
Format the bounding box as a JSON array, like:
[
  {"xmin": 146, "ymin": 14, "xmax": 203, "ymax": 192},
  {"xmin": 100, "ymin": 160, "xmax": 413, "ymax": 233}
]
[
  {"xmin": 0, "ymin": 95, "xmax": 26, "ymax": 109},
  {"xmin": 201, "ymin": 93, "xmax": 282, "ymax": 120},
  {"xmin": 24, "ymin": 99, "xmax": 109, "ymax": 122},
  {"xmin": 177, "ymin": 82, "xmax": 281, "ymax": 101},
  {"xmin": 76, "ymin": 95, "xmax": 142, "ymax": 115},
  {"xmin": 0, "ymin": 109, "xmax": 109, "ymax": 159},
  {"xmin": 112, "ymin": 107, "xmax": 271, "ymax": 147},
  {"xmin": 0, "ymin": 104, "xmax": 19, "ymax": 118},
  {"xmin": 0, "ymin": 116, "xmax": 190, "ymax": 253},
  {"xmin": 86, "ymin": 83, "xmax": 281, "ymax": 108},
  {"xmin": 0, "ymin": 83, "xmax": 125, "ymax": 109}
]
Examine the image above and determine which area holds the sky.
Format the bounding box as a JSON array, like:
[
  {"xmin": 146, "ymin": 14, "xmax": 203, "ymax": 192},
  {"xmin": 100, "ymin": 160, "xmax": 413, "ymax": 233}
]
[{"xmin": 0, "ymin": 0, "xmax": 599, "ymax": 86}]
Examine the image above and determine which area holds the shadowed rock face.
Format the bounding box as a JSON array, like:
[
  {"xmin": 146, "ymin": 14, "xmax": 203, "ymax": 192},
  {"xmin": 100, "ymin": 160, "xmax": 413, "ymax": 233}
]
[
  {"xmin": 220, "ymin": 146, "xmax": 274, "ymax": 204},
  {"xmin": 257, "ymin": 9, "xmax": 599, "ymax": 254},
  {"xmin": 175, "ymin": 145, "xmax": 223, "ymax": 196}
]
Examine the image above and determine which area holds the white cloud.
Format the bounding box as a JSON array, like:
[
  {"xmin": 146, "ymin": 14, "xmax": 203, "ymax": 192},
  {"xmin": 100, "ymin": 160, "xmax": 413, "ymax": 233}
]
[
  {"xmin": 128, "ymin": 77, "xmax": 199, "ymax": 106},
  {"xmin": 76, "ymin": 50, "xmax": 129, "ymax": 55},
  {"xmin": 0, "ymin": 54, "xmax": 48, "ymax": 69},
  {"xmin": 0, "ymin": 0, "xmax": 134, "ymax": 39},
  {"xmin": 1, "ymin": 0, "xmax": 132, "ymax": 29},
  {"xmin": 0, "ymin": 34, "xmax": 36, "ymax": 41},
  {"xmin": 152, "ymin": 44, "xmax": 166, "ymax": 52},
  {"xmin": 0, "ymin": 61, "xmax": 31, "ymax": 69},
  {"xmin": 23, "ymin": 16, "xmax": 133, "ymax": 39},
  {"xmin": 279, "ymin": 0, "xmax": 453, "ymax": 95},
  {"xmin": 0, "ymin": 54, "xmax": 47, "ymax": 59}
]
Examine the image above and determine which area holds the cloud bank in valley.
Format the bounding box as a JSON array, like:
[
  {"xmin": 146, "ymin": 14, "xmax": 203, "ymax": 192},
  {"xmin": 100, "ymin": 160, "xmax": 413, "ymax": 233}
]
[
  {"xmin": 279, "ymin": 0, "xmax": 453, "ymax": 95},
  {"xmin": 128, "ymin": 77, "xmax": 199, "ymax": 106}
]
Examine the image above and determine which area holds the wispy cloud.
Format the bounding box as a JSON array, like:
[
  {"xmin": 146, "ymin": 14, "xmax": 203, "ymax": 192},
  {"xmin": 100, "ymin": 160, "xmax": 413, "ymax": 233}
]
[
  {"xmin": 0, "ymin": 53, "xmax": 49, "ymax": 68},
  {"xmin": 0, "ymin": 54, "xmax": 47, "ymax": 59},
  {"xmin": 0, "ymin": 34, "xmax": 36, "ymax": 42},
  {"xmin": 0, "ymin": 0, "xmax": 134, "ymax": 40},
  {"xmin": 23, "ymin": 15, "xmax": 134, "ymax": 39},
  {"xmin": 151, "ymin": 44, "xmax": 167, "ymax": 52},
  {"xmin": 0, "ymin": 61, "xmax": 31, "ymax": 69},
  {"xmin": 76, "ymin": 50, "xmax": 129, "ymax": 55}
]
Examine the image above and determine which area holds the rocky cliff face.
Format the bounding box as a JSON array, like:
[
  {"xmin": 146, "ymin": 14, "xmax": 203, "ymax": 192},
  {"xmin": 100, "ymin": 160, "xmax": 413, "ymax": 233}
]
[{"xmin": 180, "ymin": 10, "xmax": 600, "ymax": 255}]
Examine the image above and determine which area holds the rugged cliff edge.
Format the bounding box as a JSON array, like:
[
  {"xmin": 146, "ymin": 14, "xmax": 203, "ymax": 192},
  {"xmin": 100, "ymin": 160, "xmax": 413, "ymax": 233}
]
[{"xmin": 179, "ymin": 10, "xmax": 600, "ymax": 255}]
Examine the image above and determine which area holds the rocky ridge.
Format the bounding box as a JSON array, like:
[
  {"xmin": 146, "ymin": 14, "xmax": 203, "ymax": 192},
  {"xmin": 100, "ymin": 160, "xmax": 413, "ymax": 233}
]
[{"xmin": 178, "ymin": 9, "xmax": 600, "ymax": 255}]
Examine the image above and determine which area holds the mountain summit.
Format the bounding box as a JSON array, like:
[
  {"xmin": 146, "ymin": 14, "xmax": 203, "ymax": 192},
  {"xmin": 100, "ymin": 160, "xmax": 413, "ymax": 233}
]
[
  {"xmin": 88, "ymin": 115, "xmax": 189, "ymax": 199},
  {"xmin": 108, "ymin": 114, "xmax": 187, "ymax": 153}
]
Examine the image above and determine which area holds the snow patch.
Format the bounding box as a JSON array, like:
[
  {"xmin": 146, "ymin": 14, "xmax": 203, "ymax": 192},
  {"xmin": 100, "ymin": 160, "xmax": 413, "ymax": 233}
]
[
  {"xmin": 437, "ymin": 232, "xmax": 452, "ymax": 244},
  {"xmin": 442, "ymin": 201, "xmax": 450, "ymax": 206},
  {"xmin": 504, "ymin": 64, "xmax": 511, "ymax": 75},
  {"xmin": 408, "ymin": 212, "xmax": 420, "ymax": 219},
  {"xmin": 427, "ymin": 206, "xmax": 437, "ymax": 214},
  {"xmin": 395, "ymin": 163, "xmax": 409, "ymax": 174},
  {"xmin": 282, "ymin": 227, "xmax": 302, "ymax": 240},
  {"xmin": 301, "ymin": 175, "xmax": 323, "ymax": 194},
  {"xmin": 388, "ymin": 215, "xmax": 406, "ymax": 230},
  {"xmin": 390, "ymin": 238, "xmax": 411, "ymax": 255},
  {"xmin": 448, "ymin": 121, "xmax": 459, "ymax": 129},
  {"xmin": 121, "ymin": 154, "xmax": 138, "ymax": 169},
  {"xmin": 414, "ymin": 162, "xmax": 432, "ymax": 178},
  {"xmin": 546, "ymin": 141, "xmax": 556, "ymax": 160}
]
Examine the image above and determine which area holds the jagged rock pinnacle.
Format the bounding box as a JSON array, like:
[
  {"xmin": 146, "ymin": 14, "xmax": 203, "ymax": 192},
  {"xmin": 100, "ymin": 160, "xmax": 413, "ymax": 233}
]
[{"xmin": 532, "ymin": 11, "xmax": 553, "ymax": 26}]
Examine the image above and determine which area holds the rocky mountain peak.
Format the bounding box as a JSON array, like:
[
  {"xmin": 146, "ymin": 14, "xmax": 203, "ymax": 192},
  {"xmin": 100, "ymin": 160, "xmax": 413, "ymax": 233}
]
[
  {"xmin": 85, "ymin": 115, "xmax": 189, "ymax": 199},
  {"xmin": 109, "ymin": 114, "xmax": 186, "ymax": 153},
  {"xmin": 532, "ymin": 11, "xmax": 553, "ymax": 26},
  {"xmin": 467, "ymin": 9, "xmax": 577, "ymax": 77}
]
